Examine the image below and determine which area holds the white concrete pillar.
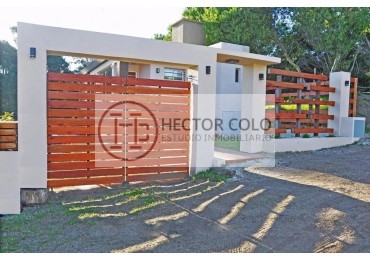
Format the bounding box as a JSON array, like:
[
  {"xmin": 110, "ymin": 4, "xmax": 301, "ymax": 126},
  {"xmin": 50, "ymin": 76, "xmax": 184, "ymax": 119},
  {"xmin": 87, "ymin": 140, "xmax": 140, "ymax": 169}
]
[
  {"xmin": 111, "ymin": 62, "xmax": 119, "ymax": 76},
  {"xmin": 328, "ymin": 72, "xmax": 351, "ymax": 136},
  {"xmin": 240, "ymin": 64, "xmax": 267, "ymax": 153},
  {"xmin": 189, "ymin": 62, "xmax": 217, "ymax": 174},
  {"xmin": 17, "ymin": 25, "xmax": 48, "ymax": 188}
]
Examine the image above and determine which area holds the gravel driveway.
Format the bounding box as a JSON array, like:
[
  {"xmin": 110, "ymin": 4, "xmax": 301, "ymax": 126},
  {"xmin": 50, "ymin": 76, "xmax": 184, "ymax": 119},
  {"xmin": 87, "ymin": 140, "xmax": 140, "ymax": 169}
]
[{"xmin": 1, "ymin": 142, "xmax": 369, "ymax": 253}]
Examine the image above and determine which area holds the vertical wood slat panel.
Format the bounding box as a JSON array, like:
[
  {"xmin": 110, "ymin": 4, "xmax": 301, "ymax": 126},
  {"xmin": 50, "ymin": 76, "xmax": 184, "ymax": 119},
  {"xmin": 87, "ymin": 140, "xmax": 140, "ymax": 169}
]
[{"xmin": 349, "ymin": 77, "xmax": 358, "ymax": 117}]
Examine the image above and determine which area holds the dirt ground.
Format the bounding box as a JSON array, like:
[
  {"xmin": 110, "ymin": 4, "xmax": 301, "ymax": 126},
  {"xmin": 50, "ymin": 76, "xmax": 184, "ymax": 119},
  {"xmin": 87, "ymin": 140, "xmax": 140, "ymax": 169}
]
[{"xmin": 0, "ymin": 142, "xmax": 369, "ymax": 253}]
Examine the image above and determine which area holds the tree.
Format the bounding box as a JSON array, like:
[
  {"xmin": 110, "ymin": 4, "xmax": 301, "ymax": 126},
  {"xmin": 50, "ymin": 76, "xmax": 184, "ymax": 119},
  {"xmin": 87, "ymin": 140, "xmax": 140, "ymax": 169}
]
[
  {"xmin": 47, "ymin": 56, "xmax": 72, "ymax": 73},
  {"xmin": 161, "ymin": 7, "xmax": 370, "ymax": 87},
  {"xmin": 0, "ymin": 27, "xmax": 77, "ymax": 116},
  {"xmin": 0, "ymin": 41, "xmax": 17, "ymax": 116},
  {"xmin": 71, "ymin": 57, "xmax": 95, "ymax": 73},
  {"xmin": 292, "ymin": 8, "xmax": 370, "ymax": 75},
  {"xmin": 180, "ymin": 8, "xmax": 305, "ymax": 71},
  {"xmin": 183, "ymin": 7, "xmax": 275, "ymax": 55}
]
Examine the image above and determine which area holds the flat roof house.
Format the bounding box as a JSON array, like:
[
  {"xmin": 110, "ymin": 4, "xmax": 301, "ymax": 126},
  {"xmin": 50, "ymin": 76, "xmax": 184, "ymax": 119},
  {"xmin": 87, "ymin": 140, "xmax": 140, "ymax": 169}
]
[
  {"xmin": 1, "ymin": 19, "xmax": 363, "ymax": 215},
  {"xmin": 81, "ymin": 19, "xmax": 279, "ymax": 137}
]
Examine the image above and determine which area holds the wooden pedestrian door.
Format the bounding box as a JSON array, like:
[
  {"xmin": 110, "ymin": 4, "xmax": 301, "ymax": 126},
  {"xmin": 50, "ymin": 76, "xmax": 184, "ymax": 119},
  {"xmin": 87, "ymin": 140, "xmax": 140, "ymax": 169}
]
[{"xmin": 47, "ymin": 73, "xmax": 191, "ymax": 187}]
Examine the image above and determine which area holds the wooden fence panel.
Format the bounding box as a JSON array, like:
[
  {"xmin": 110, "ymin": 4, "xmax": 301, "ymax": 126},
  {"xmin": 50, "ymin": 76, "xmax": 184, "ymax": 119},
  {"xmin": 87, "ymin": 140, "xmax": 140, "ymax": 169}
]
[
  {"xmin": 0, "ymin": 122, "xmax": 18, "ymax": 151},
  {"xmin": 349, "ymin": 77, "xmax": 358, "ymax": 117},
  {"xmin": 47, "ymin": 73, "xmax": 191, "ymax": 187},
  {"xmin": 266, "ymin": 69, "xmax": 335, "ymax": 136}
]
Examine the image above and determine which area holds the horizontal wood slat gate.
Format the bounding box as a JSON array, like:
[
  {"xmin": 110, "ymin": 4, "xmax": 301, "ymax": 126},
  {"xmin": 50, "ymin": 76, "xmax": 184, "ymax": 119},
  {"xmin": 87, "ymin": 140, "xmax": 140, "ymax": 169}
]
[{"xmin": 47, "ymin": 73, "xmax": 191, "ymax": 187}]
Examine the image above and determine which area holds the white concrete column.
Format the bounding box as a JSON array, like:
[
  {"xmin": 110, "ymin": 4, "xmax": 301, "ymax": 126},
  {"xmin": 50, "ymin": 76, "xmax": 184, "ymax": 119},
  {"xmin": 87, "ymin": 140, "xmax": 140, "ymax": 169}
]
[
  {"xmin": 328, "ymin": 72, "xmax": 351, "ymax": 136},
  {"xmin": 111, "ymin": 62, "xmax": 119, "ymax": 76},
  {"xmin": 0, "ymin": 152, "xmax": 20, "ymax": 214},
  {"xmin": 189, "ymin": 62, "xmax": 217, "ymax": 174},
  {"xmin": 240, "ymin": 64, "xmax": 267, "ymax": 153},
  {"xmin": 17, "ymin": 25, "xmax": 48, "ymax": 188}
]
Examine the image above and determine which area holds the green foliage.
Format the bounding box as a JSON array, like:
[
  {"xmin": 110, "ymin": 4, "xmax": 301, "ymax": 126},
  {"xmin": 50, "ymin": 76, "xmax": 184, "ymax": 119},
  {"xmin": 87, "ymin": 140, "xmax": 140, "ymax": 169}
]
[
  {"xmin": 0, "ymin": 27, "xmax": 78, "ymax": 117},
  {"xmin": 0, "ymin": 111, "xmax": 15, "ymax": 121},
  {"xmin": 366, "ymin": 126, "xmax": 370, "ymax": 133},
  {"xmin": 192, "ymin": 168, "xmax": 231, "ymax": 182},
  {"xmin": 302, "ymin": 133, "xmax": 311, "ymax": 138},
  {"xmin": 68, "ymin": 57, "xmax": 95, "ymax": 73},
  {"xmin": 214, "ymin": 137, "xmax": 240, "ymax": 151},
  {"xmin": 292, "ymin": 8, "xmax": 370, "ymax": 78},
  {"xmin": 183, "ymin": 8, "xmax": 275, "ymax": 55},
  {"xmin": 154, "ymin": 32, "xmax": 172, "ymax": 41},
  {"xmin": 166, "ymin": 7, "xmax": 370, "ymax": 87},
  {"xmin": 129, "ymin": 196, "xmax": 163, "ymax": 215},
  {"xmin": 47, "ymin": 56, "xmax": 72, "ymax": 73},
  {"xmin": 265, "ymin": 104, "xmax": 328, "ymax": 111},
  {"xmin": 0, "ymin": 40, "xmax": 17, "ymax": 116},
  {"xmin": 327, "ymin": 133, "xmax": 336, "ymax": 137}
]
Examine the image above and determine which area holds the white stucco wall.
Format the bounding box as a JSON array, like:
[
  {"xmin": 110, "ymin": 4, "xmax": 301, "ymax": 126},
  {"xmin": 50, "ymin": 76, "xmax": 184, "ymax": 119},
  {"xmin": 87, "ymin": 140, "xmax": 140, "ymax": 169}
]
[
  {"xmin": 328, "ymin": 72, "xmax": 351, "ymax": 136},
  {"xmin": 0, "ymin": 22, "xmax": 279, "ymax": 214},
  {"xmin": 210, "ymin": 42, "xmax": 250, "ymax": 53},
  {"xmin": 16, "ymin": 22, "xmax": 223, "ymax": 187},
  {"xmin": 240, "ymin": 64, "xmax": 267, "ymax": 153},
  {"xmin": 263, "ymin": 137, "xmax": 357, "ymax": 153},
  {"xmin": 0, "ymin": 152, "xmax": 20, "ymax": 214},
  {"xmin": 215, "ymin": 63, "xmax": 243, "ymax": 132}
]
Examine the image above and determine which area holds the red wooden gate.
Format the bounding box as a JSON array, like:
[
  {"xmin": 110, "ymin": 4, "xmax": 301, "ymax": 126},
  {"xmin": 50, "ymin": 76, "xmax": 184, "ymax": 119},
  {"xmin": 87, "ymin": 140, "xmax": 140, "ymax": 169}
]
[{"xmin": 47, "ymin": 73, "xmax": 191, "ymax": 187}]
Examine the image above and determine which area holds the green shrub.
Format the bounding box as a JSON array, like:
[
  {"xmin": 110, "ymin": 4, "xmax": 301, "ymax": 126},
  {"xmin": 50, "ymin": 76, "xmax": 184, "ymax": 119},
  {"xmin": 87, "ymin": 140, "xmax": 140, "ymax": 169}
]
[
  {"xmin": 302, "ymin": 133, "xmax": 310, "ymax": 138},
  {"xmin": 265, "ymin": 97, "xmax": 329, "ymax": 111},
  {"xmin": 192, "ymin": 169, "xmax": 231, "ymax": 182},
  {"xmin": 0, "ymin": 112, "xmax": 15, "ymax": 122}
]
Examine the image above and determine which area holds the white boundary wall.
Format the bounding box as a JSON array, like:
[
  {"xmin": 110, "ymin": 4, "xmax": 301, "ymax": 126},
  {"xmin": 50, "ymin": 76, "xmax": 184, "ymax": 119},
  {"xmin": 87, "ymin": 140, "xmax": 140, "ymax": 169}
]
[
  {"xmin": 0, "ymin": 22, "xmax": 279, "ymax": 214},
  {"xmin": 264, "ymin": 137, "xmax": 357, "ymax": 153},
  {"xmin": 0, "ymin": 152, "xmax": 20, "ymax": 214}
]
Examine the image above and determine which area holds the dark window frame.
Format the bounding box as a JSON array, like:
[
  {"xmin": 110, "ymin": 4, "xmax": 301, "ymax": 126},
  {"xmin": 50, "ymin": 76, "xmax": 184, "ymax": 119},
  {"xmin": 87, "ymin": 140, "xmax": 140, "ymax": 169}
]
[{"xmin": 235, "ymin": 68, "xmax": 240, "ymax": 83}]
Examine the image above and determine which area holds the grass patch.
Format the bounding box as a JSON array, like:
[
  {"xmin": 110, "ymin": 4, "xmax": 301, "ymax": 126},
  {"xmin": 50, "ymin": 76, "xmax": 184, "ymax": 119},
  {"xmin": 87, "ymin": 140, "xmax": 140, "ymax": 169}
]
[
  {"xmin": 192, "ymin": 169, "xmax": 231, "ymax": 182},
  {"xmin": 129, "ymin": 196, "xmax": 164, "ymax": 215},
  {"xmin": 103, "ymin": 188, "xmax": 145, "ymax": 201},
  {"xmin": 357, "ymin": 111, "xmax": 366, "ymax": 117},
  {"xmin": 77, "ymin": 212, "xmax": 103, "ymax": 220},
  {"xmin": 0, "ymin": 204, "xmax": 61, "ymax": 253},
  {"xmin": 0, "ymin": 234, "xmax": 19, "ymax": 253},
  {"xmin": 65, "ymin": 188, "xmax": 149, "ymax": 218},
  {"xmin": 215, "ymin": 138, "xmax": 240, "ymax": 151}
]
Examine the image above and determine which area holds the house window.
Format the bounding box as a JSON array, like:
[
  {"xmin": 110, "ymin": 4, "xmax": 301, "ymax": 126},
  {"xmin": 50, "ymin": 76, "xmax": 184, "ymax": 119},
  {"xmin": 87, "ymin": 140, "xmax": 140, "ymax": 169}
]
[
  {"xmin": 164, "ymin": 68, "xmax": 185, "ymax": 81},
  {"xmin": 235, "ymin": 68, "xmax": 240, "ymax": 83}
]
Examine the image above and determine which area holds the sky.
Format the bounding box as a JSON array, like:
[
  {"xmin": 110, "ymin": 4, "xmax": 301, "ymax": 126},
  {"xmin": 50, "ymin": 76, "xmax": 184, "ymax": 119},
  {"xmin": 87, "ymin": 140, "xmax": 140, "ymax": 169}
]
[{"xmin": 1, "ymin": 7, "xmax": 185, "ymax": 46}]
